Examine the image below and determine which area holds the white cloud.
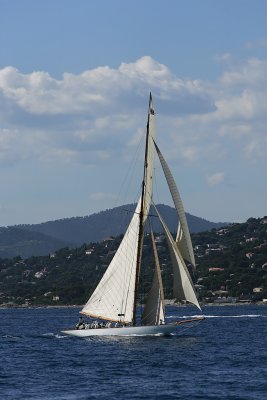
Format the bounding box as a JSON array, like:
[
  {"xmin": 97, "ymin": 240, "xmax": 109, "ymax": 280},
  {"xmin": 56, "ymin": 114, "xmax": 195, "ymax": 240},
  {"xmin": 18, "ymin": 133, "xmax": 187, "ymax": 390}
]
[
  {"xmin": 1, "ymin": 55, "xmax": 267, "ymax": 225},
  {"xmin": 89, "ymin": 192, "xmax": 116, "ymax": 201},
  {"xmin": 181, "ymin": 146, "xmax": 198, "ymax": 162},
  {"xmin": 207, "ymin": 172, "xmax": 225, "ymax": 187},
  {"xmin": 242, "ymin": 137, "xmax": 267, "ymax": 160},
  {"xmin": 170, "ymin": 57, "xmax": 267, "ymax": 164},
  {"xmin": 214, "ymin": 53, "xmax": 232, "ymax": 63},
  {"xmin": 0, "ymin": 56, "xmax": 215, "ymax": 167},
  {"xmin": 220, "ymin": 58, "xmax": 267, "ymax": 87},
  {"xmin": 215, "ymin": 90, "xmax": 260, "ymax": 120},
  {"xmin": 0, "ymin": 55, "xmax": 267, "ymax": 169},
  {"xmin": 0, "ymin": 57, "xmax": 211, "ymax": 116},
  {"xmin": 244, "ymin": 37, "xmax": 267, "ymax": 49}
]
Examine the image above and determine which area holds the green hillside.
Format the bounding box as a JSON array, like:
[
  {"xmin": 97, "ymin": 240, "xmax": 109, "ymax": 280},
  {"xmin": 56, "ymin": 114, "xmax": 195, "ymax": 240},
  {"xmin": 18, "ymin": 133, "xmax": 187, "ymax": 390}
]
[
  {"xmin": 0, "ymin": 227, "xmax": 71, "ymax": 259},
  {"xmin": 0, "ymin": 216, "xmax": 266, "ymax": 307},
  {"xmin": 1, "ymin": 204, "xmax": 227, "ymax": 258}
]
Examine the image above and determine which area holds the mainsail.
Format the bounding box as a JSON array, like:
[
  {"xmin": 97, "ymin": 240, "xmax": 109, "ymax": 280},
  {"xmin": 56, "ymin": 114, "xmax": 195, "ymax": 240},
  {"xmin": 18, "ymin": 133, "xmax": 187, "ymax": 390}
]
[
  {"xmin": 81, "ymin": 94, "xmax": 156, "ymax": 324},
  {"xmin": 81, "ymin": 198, "xmax": 142, "ymax": 322}
]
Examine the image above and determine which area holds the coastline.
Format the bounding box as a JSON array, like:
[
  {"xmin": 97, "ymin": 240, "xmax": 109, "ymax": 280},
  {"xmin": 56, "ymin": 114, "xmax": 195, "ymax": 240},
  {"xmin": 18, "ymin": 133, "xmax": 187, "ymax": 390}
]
[{"xmin": 0, "ymin": 302, "xmax": 266, "ymax": 309}]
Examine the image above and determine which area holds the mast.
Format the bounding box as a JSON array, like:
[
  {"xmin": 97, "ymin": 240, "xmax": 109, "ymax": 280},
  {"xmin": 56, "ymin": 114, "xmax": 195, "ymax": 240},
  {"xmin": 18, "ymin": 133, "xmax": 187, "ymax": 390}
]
[{"xmin": 133, "ymin": 93, "xmax": 154, "ymax": 325}]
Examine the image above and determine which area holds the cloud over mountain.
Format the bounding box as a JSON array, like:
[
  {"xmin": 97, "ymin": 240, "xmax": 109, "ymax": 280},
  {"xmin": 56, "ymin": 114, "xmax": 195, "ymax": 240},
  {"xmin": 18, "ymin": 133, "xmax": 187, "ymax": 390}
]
[
  {"xmin": 0, "ymin": 55, "xmax": 266, "ymax": 225},
  {"xmin": 0, "ymin": 56, "xmax": 266, "ymax": 170}
]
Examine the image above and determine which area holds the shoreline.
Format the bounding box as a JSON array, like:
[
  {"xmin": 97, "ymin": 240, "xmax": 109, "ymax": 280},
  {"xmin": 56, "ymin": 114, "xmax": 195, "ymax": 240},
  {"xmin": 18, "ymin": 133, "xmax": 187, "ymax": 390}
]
[{"xmin": 0, "ymin": 302, "xmax": 266, "ymax": 309}]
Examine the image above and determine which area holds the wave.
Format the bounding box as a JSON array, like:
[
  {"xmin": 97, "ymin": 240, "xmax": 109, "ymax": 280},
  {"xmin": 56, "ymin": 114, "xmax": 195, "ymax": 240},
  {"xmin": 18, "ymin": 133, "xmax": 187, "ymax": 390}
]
[
  {"xmin": 1, "ymin": 334, "xmax": 21, "ymax": 340},
  {"xmin": 42, "ymin": 332, "xmax": 67, "ymax": 339},
  {"xmin": 167, "ymin": 314, "xmax": 265, "ymax": 319},
  {"xmin": 204, "ymin": 314, "xmax": 264, "ymax": 318}
]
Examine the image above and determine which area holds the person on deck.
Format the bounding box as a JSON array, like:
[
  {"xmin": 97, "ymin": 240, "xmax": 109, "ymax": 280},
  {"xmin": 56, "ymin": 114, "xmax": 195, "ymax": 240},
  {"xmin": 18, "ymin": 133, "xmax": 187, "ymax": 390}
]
[{"xmin": 76, "ymin": 317, "xmax": 85, "ymax": 329}]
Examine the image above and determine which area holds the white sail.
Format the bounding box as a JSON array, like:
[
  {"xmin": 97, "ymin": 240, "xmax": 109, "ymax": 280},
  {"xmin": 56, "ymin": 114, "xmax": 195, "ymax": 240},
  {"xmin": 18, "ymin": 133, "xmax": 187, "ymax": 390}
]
[
  {"xmin": 81, "ymin": 95, "xmax": 157, "ymax": 324},
  {"xmin": 154, "ymin": 205, "xmax": 201, "ymax": 310},
  {"xmin": 81, "ymin": 198, "xmax": 142, "ymax": 323},
  {"xmin": 141, "ymin": 270, "xmax": 165, "ymax": 326},
  {"xmin": 154, "ymin": 142, "xmax": 195, "ymax": 268},
  {"xmin": 142, "ymin": 93, "xmax": 156, "ymax": 222},
  {"xmin": 142, "ymin": 227, "xmax": 165, "ymax": 326}
]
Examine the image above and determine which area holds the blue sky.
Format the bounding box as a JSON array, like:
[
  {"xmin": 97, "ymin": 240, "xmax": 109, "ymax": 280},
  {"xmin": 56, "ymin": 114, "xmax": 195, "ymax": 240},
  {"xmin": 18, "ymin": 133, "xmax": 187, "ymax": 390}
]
[{"xmin": 0, "ymin": 0, "xmax": 267, "ymax": 225}]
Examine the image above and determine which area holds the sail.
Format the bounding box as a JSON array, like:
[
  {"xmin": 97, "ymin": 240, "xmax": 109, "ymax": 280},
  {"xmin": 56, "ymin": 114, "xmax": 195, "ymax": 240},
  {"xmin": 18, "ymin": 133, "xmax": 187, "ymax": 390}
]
[
  {"xmin": 154, "ymin": 142, "xmax": 195, "ymax": 268},
  {"xmin": 142, "ymin": 93, "xmax": 156, "ymax": 222},
  {"xmin": 81, "ymin": 198, "xmax": 142, "ymax": 323},
  {"xmin": 142, "ymin": 226, "xmax": 165, "ymax": 326},
  {"xmin": 154, "ymin": 205, "xmax": 201, "ymax": 310},
  {"xmin": 82, "ymin": 95, "xmax": 157, "ymax": 324}
]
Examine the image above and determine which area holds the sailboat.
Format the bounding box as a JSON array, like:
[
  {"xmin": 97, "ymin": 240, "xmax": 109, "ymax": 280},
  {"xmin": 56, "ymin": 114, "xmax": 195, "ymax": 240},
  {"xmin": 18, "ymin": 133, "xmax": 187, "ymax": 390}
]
[{"xmin": 62, "ymin": 94, "xmax": 204, "ymax": 337}]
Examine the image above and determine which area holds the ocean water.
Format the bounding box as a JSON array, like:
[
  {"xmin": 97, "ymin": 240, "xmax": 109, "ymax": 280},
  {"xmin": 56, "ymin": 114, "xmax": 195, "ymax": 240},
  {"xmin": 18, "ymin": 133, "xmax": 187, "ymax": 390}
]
[{"xmin": 0, "ymin": 305, "xmax": 266, "ymax": 400}]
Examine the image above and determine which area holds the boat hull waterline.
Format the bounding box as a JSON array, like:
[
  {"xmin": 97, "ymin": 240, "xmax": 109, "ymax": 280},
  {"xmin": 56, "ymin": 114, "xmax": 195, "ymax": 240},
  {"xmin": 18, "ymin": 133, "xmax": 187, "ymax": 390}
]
[
  {"xmin": 62, "ymin": 318, "xmax": 204, "ymax": 337},
  {"xmin": 62, "ymin": 324, "xmax": 178, "ymax": 337}
]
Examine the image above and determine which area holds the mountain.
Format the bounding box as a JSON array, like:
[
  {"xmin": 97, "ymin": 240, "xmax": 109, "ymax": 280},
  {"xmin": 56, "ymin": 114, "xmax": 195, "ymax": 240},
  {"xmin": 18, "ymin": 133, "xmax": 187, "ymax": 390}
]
[
  {"xmin": 0, "ymin": 226, "xmax": 71, "ymax": 259},
  {"xmin": 0, "ymin": 216, "xmax": 266, "ymax": 307},
  {"xmin": 1, "ymin": 204, "xmax": 227, "ymax": 258}
]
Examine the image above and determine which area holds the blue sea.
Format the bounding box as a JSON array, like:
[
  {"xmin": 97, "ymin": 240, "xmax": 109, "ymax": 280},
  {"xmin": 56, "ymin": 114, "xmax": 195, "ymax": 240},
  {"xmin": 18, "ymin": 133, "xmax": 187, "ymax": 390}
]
[{"xmin": 0, "ymin": 305, "xmax": 266, "ymax": 400}]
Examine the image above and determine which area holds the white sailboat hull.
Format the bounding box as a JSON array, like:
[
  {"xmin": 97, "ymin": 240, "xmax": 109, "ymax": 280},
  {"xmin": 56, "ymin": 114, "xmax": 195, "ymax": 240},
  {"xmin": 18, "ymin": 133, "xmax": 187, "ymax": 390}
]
[{"xmin": 62, "ymin": 323, "xmax": 177, "ymax": 337}]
